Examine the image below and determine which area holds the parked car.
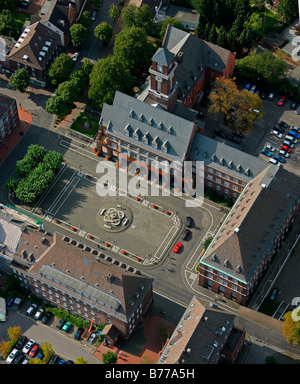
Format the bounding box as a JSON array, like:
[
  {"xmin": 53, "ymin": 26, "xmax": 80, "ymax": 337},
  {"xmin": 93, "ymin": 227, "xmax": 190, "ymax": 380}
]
[
  {"xmin": 268, "ymin": 92, "xmax": 275, "ymax": 100},
  {"xmin": 292, "ymin": 125, "xmax": 300, "ymax": 132},
  {"xmin": 277, "ymin": 121, "xmax": 290, "ymax": 129},
  {"xmin": 34, "ymin": 307, "xmax": 44, "ymax": 320},
  {"xmin": 29, "ymin": 344, "xmax": 38, "ymax": 357},
  {"xmin": 89, "ymin": 332, "xmax": 97, "ymax": 343},
  {"xmin": 291, "ymin": 101, "xmax": 298, "ymax": 110},
  {"xmin": 49, "ymin": 354, "xmax": 60, "ymax": 364},
  {"xmin": 6, "ymin": 348, "xmax": 18, "ymax": 363},
  {"xmin": 297, "ymin": 106, "xmax": 300, "ymax": 115},
  {"xmin": 172, "ymin": 242, "xmax": 182, "ymax": 253},
  {"xmin": 56, "ymin": 319, "xmax": 66, "ymax": 330},
  {"xmin": 41, "ymin": 312, "xmax": 51, "ymax": 324},
  {"xmin": 22, "ymin": 339, "xmax": 34, "ymax": 354},
  {"xmin": 269, "ymin": 158, "xmax": 281, "ymax": 166},
  {"xmin": 250, "ymin": 85, "xmax": 256, "ymax": 93},
  {"xmin": 265, "ymin": 144, "xmax": 275, "ymax": 152},
  {"xmin": 214, "ymin": 128, "xmax": 227, "ymax": 139},
  {"xmin": 36, "ymin": 350, "xmax": 44, "ymax": 360},
  {"xmin": 21, "ymin": 357, "xmax": 30, "ymax": 364},
  {"xmin": 244, "ymin": 83, "xmax": 251, "ymax": 91},
  {"xmin": 277, "ymin": 96, "xmax": 286, "ymax": 106},
  {"xmin": 15, "ymin": 335, "xmax": 27, "ymax": 350},
  {"xmin": 282, "ymin": 140, "xmax": 294, "ymax": 148},
  {"xmin": 58, "ymin": 358, "xmax": 66, "ymax": 364},
  {"xmin": 227, "ymin": 134, "xmax": 240, "ymax": 144},
  {"xmin": 91, "ymin": 9, "xmax": 97, "ymax": 20},
  {"xmin": 273, "ymin": 125, "xmax": 285, "ymax": 133},
  {"xmin": 260, "ymin": 149, "xmax": 272, "ymax": 157},
  {"xmin": 26, "ymin": 303, "xmax": 37, "ymax": 316},
  {"xmin": 232, "ymin": 130, "xmax": 244, "ymax": 138},
  {"xmin": 12, "ymin": 351, "xmax": 24, "ymax": 364},
  {"xmin": 278, "ymin": 149, "xmax": 289, "ymax": 158},
  {"xmin": 74, "ymin": 327, "xmax": 83, "ymax": 340},
  {"xmin": 181, "ymin": 228, "xmax": 191, "ymax": 240},
  {"xmin": 285, "ymin": 135, "xmax": 297, "ymax": 144},
  {"xmin": 288, "ymin": 130, "xmax": 300, "ymax": 139},
  {"xmin": 6, "ymin": 296, "xmax": 15, "ymax": 307},
  {"xmin": 185, "ymin": 216, "xmax": 193, "ymax": 228},
  {"xmin": 273, "ymin": 155, "xmax": 285, "ymax": 163},
  {"xmin": 72, "ymin": 52, "xmax": 79, "ymax": 61},
  {"xmin": 270, "ymin": 288, "xmax": 279, "ymax": 300},
  {"xmin": 280, "ymin": 145, "xmax": 292, "ymax": 153},
  {"xmin": 271, "ymin": 130, "xmax": 282, "ymax": 138},
  {"xmin": 62, "ymin": 321, "xmax": 71, "ymax": 332}
]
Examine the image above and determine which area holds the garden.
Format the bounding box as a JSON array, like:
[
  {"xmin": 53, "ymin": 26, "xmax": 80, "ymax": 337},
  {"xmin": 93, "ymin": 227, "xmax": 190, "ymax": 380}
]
[{"xmin": 70, "ymin": 112, "xmax": 99, "ymax": 138}]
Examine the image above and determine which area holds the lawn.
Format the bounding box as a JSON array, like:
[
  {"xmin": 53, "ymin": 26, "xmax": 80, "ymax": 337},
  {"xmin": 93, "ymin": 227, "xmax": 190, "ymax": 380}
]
[
  {"xmin": 257, "ymin": 9, "xmax": 286, "ymax": 34},
  {"xmin": 70, "ymin": 113, "xmax": 99, "ymax": 138}
]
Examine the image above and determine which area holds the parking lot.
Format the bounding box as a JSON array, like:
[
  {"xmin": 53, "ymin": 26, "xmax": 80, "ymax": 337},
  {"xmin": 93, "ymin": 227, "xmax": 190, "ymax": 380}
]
[
  {"xmin": 203, "ymin": 85, "xmax": 300, "ymax": 177},
  {"xmin": 0, "ymin": 300, "xmax": 101, "ymax": 364}
]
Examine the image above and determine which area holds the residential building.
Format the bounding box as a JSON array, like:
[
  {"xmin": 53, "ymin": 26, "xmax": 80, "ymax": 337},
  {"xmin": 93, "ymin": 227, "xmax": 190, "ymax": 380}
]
[
  {"xmin": 154, "ymin": 4, "xmax": 200, "ymax": 31},
  {"xmin": 198, "ymin": 165, "xmax": 300, "ymax": 305},
  {"xmin": 7, "ymin": 22, "xmax": 61, "ymax": 87},
  {"xmin": 99, "ymin": 91, "xmax": 198, "ymax": 186},
  {"xmin": 139, "ymin": 25, "xmax": 235, "ymax": 112},
  {"xmin": 157, "ymin": 296, "xmax": 245, "ymax": 364},
  {"xmin": 10, "ymin": 232, "xmax": 154, "ymax": 340},
  {"xmin": 0, "ymin": 94, "xmax": 20, "ymax": 148},
  {"xmin": 188, "ymin": 133, "xmax": 269, "ymax": 201}
]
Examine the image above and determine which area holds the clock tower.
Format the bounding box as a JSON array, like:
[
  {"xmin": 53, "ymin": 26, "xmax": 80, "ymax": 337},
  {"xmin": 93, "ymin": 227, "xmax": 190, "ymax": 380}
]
[{"xmin": 148, "ymin": 47, "xmax": 178, "ymax": 112}]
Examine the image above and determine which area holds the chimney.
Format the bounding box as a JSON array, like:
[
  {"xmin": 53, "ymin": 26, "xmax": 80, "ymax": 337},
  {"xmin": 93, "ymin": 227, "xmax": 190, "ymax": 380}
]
[
  {"xmin": 107, "ymin": 272, "xmax": 114, "ymax": 283},
  {"xmin": 68, "ymin": 3, "xmax": 76, "ymax": 26}
]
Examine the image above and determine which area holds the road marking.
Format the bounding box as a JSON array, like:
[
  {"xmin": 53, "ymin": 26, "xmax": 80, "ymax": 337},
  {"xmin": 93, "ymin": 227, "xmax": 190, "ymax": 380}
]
[{"xmin": 153, "ymin": 225, "xmax": 178, "ymax": 259}]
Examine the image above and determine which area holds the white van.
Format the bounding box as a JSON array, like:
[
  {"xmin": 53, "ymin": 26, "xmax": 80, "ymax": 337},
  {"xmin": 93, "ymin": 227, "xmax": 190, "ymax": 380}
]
[
  {"xmin": 269, "ymin": 158, "xmax": 281, "ymax": 167},
  {"xmin": 285, "ymin": 135, "xmax": 297, "ymax": 143}
]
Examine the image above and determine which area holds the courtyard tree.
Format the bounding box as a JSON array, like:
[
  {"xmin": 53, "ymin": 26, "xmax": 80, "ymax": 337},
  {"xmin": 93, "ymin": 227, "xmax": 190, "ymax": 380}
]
[
  {"xmin": 102, "ymin": 351, "xmax": 118, "ymax": 364},
  {"xmin": 70, "ymin": 23, "xmax": 88, "ymax": 48},
  {"xmin": 48, "ymin": 53, "xmax": 73, "ymax": 86},
  {"xmin": 5, "ymin": 177, "xmax": 19, "ymax": 194},
  {"xmin": 9, "ymin": 68, "xmax": 29, "ymax": 93},
  {"xmin": 46, "ymin": 95, "xmax": 71, "ymax": 118},
  {"xmin": 121, "ymin": 4, "xmax": 157, "ymax": 36},
  {"xmin": 113, "ymin": 26, "xmax": 156, "ymax": 75},
  {"xmin": 282, "ymin": 311, "xmax": 300, "ymax": 346},
  {"xmin": 94, "ymin": 22, "xmax": 113, "ymax": 44},
  {"xmin": 88, "ymin": 55, "xmax": 135, "ymax": 107},
  {"xmin": 276, "ymin": 0, "xmax": 299, "ymax": 24},
  {"xmin": 79, "ymin": 10, "xmax": 92, "ymax": 28}
]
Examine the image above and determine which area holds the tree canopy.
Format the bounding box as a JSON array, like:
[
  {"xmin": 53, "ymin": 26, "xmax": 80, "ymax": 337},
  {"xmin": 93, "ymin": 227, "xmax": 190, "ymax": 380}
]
[
  {"xmin": 48, "ymin": 53, "xmax": 74, "ymax": 86},
  {"xmin": 0, "ymin": 9, "xmax": 20, "ymax": 38},
  {"xmin": 282, "ymin": 311, "xmax": 300, "ymax": 346},
  {"xmin": 9, "ymin": 68, "xmax": 29, "ymax": 93},
  {"xmin": 94, "ymin": 22, "xmax": 113, "ymax": 44},
  {"xmin": 88, "ymin": 55, "xmax": 135, "ymax": 107},
  {"xmin": 70, "ymin": 24, "xmax": 88, "ymax": 48}
]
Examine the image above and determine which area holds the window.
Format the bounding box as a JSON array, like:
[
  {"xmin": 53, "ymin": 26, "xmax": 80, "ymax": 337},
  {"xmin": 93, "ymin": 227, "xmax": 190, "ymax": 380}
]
[{"xmin": 157, "ymin": 64, "xmax": 162, "ymax": 73}]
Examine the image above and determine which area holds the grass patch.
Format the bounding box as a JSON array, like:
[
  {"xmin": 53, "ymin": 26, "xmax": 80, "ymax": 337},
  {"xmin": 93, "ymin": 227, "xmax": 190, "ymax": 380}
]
[
  {"xmin": 256, "ymin": 9, "xmax": 286, "ymax": 34},
  {"xmin": 70, "ymin": 113, "xmax": 99, "ymax": 138}
]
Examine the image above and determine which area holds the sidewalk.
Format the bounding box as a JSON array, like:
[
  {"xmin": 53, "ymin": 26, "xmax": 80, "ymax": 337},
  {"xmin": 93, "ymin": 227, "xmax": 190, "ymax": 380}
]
[{"xmin": 0, "ymin": 107, "xmax": 32, "ymax": 167}]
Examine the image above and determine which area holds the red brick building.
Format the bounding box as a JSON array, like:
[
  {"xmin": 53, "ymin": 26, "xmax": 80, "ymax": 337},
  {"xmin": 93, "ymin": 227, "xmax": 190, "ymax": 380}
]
[
  {"xmin": 198, "ymin": 165, "xmax": 300, "ymax": 305},
  {"xmin": 11, "ymin": 232, "xmax": 154, "ymax": 341},
  {"xmin": 0, "ymin": 94, "xmax": 20, "ymax": 148}
]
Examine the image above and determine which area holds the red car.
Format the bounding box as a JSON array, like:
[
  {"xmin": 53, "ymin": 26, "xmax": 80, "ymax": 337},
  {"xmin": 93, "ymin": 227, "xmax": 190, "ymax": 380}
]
[
  {"xmin": 29, "ymin": 344, "xmax": 38, "ymax": 357},
  {"xmin": 277, "ymin": 96, "xmax": 286, "ymax": 106},
  {"xmin": 172, "ymin": 242, "xmax": 182, "ymax": 253},
  {"xmin": 281, "ymin": 145, "xmax": 291, "ymax": 153}
]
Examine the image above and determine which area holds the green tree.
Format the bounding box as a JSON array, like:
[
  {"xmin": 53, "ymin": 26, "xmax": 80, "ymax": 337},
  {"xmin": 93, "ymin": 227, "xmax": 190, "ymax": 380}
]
[
  {"xmin": 158, "ymin": 17, "xmax": 185, "ymax": 44},
  {"xmin": 48, "ymin": 53, "xmax": 73, "ymax": 86},
  {"xmin": 75, "ymin": 357, "xmax": 88, "ymax": 364},
  {"xmin": 43, "ymin": 151, "xmax": 63, "ymax": 172},
  {"xmin": 0, "ymin": 0, "xmax": 18, "ymax": 11},
  {"xmin": 113, "ymin": 26, "xmax": 155, "ymax": 75},
  {"xmin": 208, "ymin": 24, "xmax": 217, "ymax": 44},
  {"xmin": 79, "ymin": 11, "xmax": 92, "ymax": 28},
  {"xmin": 55, "ymin": 80, "xmax": 82, "ymax": 104},
  {"xmin": 82, "ymin": 58, "xmax": 94, "ymax": 76},
  {"xmin": 46, "ymin": 95, "xmax": 71, "ymax": 118},
  {"xmin": 70, "ymin": 24, "xmax": 88, "ymax": 48},
  {"xmin": 88, "ymin": 55, "xmax": 135, "ymax": 107},
  {"xmin": 94, "ymin": 22, "xmax": 113, "ymax": 44},
  {"xmin": 5, "ymin": 177, "xmax": 19, "ymax": 194},
  {"xmin": 276, "ymin": 0, "xmax": 298, "ymax": 24},
  {"xmin": 283, "ymin": 311, "xmax": 300, "ymax": 346},
  {"xmin": 9, "ymin": 68, "xmax": 29, "ymax": 93},
  {"xmin": 121, "ymin": 4, "xmax": 157, "ymax": 36},
  {"xmin": 191, "ymin": 0, "xmax": 214, "ymax": 24},
  {"xmin": 216, "ymin": 25, "xmax": 228, "ymax": 48},
  {"xmin": 109, "ymin": 3, "xmax": 119, "ymax": 21},
  {"xmin": 244, "ymin": 12, "xmax": 263, "ymax": 40},
  {"xmin": 0, "ymin": 9, "xmax": 19, "ymax": 38},
  {"xmin": 102, "ymin": 351, "xmax": 117, "ymax": 364}
]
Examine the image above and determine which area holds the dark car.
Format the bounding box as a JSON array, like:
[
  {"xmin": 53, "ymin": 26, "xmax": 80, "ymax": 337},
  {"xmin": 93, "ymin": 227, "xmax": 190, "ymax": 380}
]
[
  {"xmin": 74, "ymin": 327, "xmax": 83, "ymax": 340},
  {"xmin": 291, "ymin": 101, "xmax": 297, "ymax": 110},
  {"xmin": 273, "ymin": 125, "xmax": 285, "ymax": 133},
  {"xmin": 232, "ymin": 130, "xmax": 244, "ymax": 138},
  {"xmin": 277, "ymin": 121, "xmax": 290, "ymax": 129},
  {"xmin": 56, "ymin": 319, "xmax": 65, "ymax": 330},
  {"xmin": 197, "ymin": 111, "xmax": 205, "ymax": 119},
  {"xmin": 228, "ymin": 135, "xmax": 241, "ymax": 144},
  {"xmin": 15, "ymin": 335, "xmax": 27, "ymax": 350},
  {"xmin": 41, "ymin": 312, "xmax": 51, "ymax": 324},
  {"xmin": 6, "ymin": 296, "xmax": 15, "ymax": 307},
  {"xmin": 214, "ymin": 128, "xmax": 227, "ymax": 139},
  {"xmin": 49, "ymin": 354, "xmax": 60, "ymax": 364},
  {"xmin": 181, "ymin": 228, "xmax": 191, "ymax": 240},
  {"xmin": 270, "ymin": 288, "xmax": 279, "ymax": 300},
  {"xmin": 66, "ymin": 360, "xmax": 74, "ymax": 364},
  {"xmin": 91, "ymin": 9, "xmax": 97, "ymax": 21},
  {"xmin": 185, "ymin": 216, "xmax": 193, "ymax": 228},
  {"xmin": 12, "ymin": 351, "xmax": 24, "ymax": 364}
]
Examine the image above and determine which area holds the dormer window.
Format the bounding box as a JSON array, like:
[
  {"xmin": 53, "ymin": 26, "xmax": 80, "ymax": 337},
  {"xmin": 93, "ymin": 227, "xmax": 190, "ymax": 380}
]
[
  {"xmin": 123, "ymin": 124, "xmax": 131, "ymax": 136},
  {"xmin": 133, "ymin": 128, "xmax": 141, "ymax": 141},
  {"xmin": 143, "ymin": 132, "xmax": 149, "ymax": 144},
  {"xmin": 162, "ymin": 140, "xmax": 169, "ymax": 153},
  {"xmin": 152, "ymin": 137, "xmax": 159, "ymax": 149}
]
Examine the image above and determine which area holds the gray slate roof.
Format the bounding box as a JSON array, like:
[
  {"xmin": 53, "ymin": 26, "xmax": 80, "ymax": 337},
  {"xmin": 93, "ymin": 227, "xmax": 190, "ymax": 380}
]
[
  {"xmin": 162, "ymin": 26, "xmax": 232, "ymax": 101},
  {"xmin": 201, "ymin": 165, "xmax": 300, "ymax": 283},
  {"xmin": 189, "ymin": 133, "xmax": 268, "ymax": 181},
  {"xmin": 152, "ymin": 47, "xmax": 174, "ymax": 67},
  {"xmin": 100, "ymin": 91, "xmax": 195, "ymax": 162}
]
